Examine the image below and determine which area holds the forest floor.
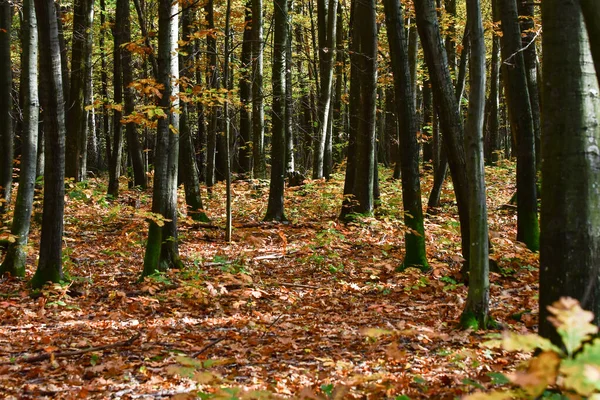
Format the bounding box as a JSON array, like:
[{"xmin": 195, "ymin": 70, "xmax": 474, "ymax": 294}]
[{"xmin": 0, "ymin": 161, "xmax": 539, "ymax": 399}]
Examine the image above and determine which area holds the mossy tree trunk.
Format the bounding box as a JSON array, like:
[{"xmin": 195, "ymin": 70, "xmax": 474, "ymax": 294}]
[
  {"xmin": 383, "ymin": 0, "xmax": 429, "ymax": 271},
  {"xmin": 31, "ymin": 0, "xmax": 66, "ymax": 288},
  {"xmin": 142, "ymin": 0, "xmax": 183, "ymax": 277},
  {"xmin": 1, "ymin": 0, "xmax": 38, "ymax": 277},
  {"xmin": 539, "ymin": 0, "xmax": 600, "ymax": 343}
]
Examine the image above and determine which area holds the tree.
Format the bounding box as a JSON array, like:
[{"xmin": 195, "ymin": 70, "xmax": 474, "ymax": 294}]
[
  {"xmin": 31, "ymin": 0, "xmax": 66, "ymax": 288},
  {"xmin": 382, "ymin": 0, "xmax": 428, "ymax": 271},
  {"xmin": 252, "ymin": 0, "xmax": 266, "ymax": 179},
  {"xmin": 238, "ymin": 1, "xmax": 253, "ymax": 175},
  {"xmin": 539, "ymin": 0, "xmax": 600, "ymax": 341},
  {"xmin": 264, "ymin": 0, "xmax": 288, "ymax": 221},
  {"xmin": 65, "ymin": 0, "xmax": 93, "ymax": 182},
  {"xmin": 460, "ymin": 0, "xmax": 491, "ymax": 329},
  {"xmin": 0, "ymin": 0, "xmax": 38, "ymax": 277},
  {"xmin": 142, "ymin": 0, "xmax": 183, "ymax": 276},
  {"xmin": 313, "ymin": 0, "xmax": 338, "ymax": 179},
  {"xmin": 499, "ymin": 0, "xmax": 539, "ymax": 252},
  {"xmin": 414, "ymin": 0, "xmax": 471, "ymax": 267},
  {"xmin": 0, "ymin": 0, "xmax": 13, "ymax": 216}
]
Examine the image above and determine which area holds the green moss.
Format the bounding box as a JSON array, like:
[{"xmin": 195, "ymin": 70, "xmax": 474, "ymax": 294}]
[
  {"xmin": 29, "ymin": 263, "xmax": 64, "ymax": 289},
  {"xmin": 460, "ymin": 311, "xmax": 481, "ymax": 330},
  {"xmin": 141, "ymin": 223, "xmax": 163, "ymax": 278}
]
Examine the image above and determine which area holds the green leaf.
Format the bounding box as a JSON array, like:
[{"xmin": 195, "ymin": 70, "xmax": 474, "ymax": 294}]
[
  {"xmin": 547, "ymin": 297, "xmax": 598, "ymax": 356},
  {"xmin": 174, "ymin": 355, "xmax": 204, "ymax": 368},
  {"xmin": 560, "ymin": 338, "xmax": 600, "ymax": 396},
  {"xmin": 487, "ymin": 372, "xmax": 510, "ymax": 385},
  {"xmin": 484, "ymin": 331, "xmax": 562, "ymax": 354}
]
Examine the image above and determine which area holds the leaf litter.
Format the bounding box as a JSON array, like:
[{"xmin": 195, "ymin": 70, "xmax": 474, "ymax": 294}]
[{"xmin": 0, "ymin": 162, "xmax": 539, "ymax": 399}]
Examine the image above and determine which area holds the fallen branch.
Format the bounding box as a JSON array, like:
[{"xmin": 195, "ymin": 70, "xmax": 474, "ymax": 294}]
[
  {"xmin": 190, "ymin": 337, "xmax": 227, "ymax": 358},
  {"xmin": 1, "ymin": 333, "xmax": 141, "ymax": 365},
  {"xmin": 277, "ymin": 282, "xmax": 320, "ymax": 290}
]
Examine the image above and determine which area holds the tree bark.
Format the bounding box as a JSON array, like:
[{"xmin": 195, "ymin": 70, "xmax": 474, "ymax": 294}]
[
  {"xmin": 65, "ymin": 0, "xmax": 93, "ymax": 182},
  {"xmin": 264, "ymin": 0, "xmax": 288, "ymax": 221},
  {"xmin": 0, "ymin": 0, "xmax": 13, "ymax": 215},
  {"xmin": 499, "ymin": 0, "xmax": 539, "ymax": 251},
  {"xmin": 383, "ymin": 0, "xmax": 429, "ymax": 271},
  {"xmin": 539, "ymin": 0, "xmax": 600, "ymax": 342},
  {"xmin": 461, "ymin": 0, "xmax": 490, "ymax": 330},
  {"xmin": 31, "ymin": 0, "xmax": 66, "ymax": 288},
  {"xmin": 580, "ymin": 0, "xmax": 600, "ymax": 89},
  {"xmin": 252, "ymin": 0, "xmax": 266, "ymax": 178},
  {"xmin": 1, "ymin": 0, "xmax": 38, "ymax": 277},
  {"xmin": 142, "ymin": 0, "xmax": 183, "ymax": 276},
  {"xmin": 238, "ymin": 1, "xmax": 253, "ymax": 175}
]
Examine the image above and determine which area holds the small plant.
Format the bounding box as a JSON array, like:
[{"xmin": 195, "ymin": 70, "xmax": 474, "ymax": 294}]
[{"xmin": 466, "ymin": 297, "xmax": 600, "ymax": 399}]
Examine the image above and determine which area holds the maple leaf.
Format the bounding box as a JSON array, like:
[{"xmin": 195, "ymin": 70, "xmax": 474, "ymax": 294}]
[{"xmin": 547, "ymin": 297, "xmax": 598, "ymax": 356}]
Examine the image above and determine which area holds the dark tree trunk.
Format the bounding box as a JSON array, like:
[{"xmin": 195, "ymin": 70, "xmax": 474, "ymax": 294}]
[
  {"xmin": 499, "ymin": 0, "xmax": 539, "ymax": 251},
  {"xmin": 100, "ymin": 0, "xmax": 110, "ymax": 171},
  {"xmin": 31, "ymin": 0, "xmax": 66, "ymax": 288},
  {"xmin": 65, "ymin": 0, "xmax": 93, "ymax": 182},
  {"xmin": 180, "ymin": 0, "xmax": 208, "ymax": 222},
  {"xmin": 1, "ymin": 0, "xmax": 38, "ymax": 277},
  {"xmin": 332, "ymin": 2, "xmax": 345, "ymax": 166},
  {"xmin": 414, "ymin": 0, "xmax": 471, "ymax": 265},
  {"xmin": 0, "ymin": 0, "xmax": 13, "ymax": 215},
  {"xmin": 107, "ymin": 0, "xmax": 126, "ymax": 197},
  {"xmin": 238, "ymin": 1, "xmax": 253, "ymax": 175},
  {"xmin": 252, "ymin": 0, "xmax": 266, "ymax": 178},
  {"xmin": 122, "ymin": 0, "xmax": 147, "ymax": 189},
  {"xmin": 484, "ymin": 0, "xmax": 501, "ymax": 164},
  {"xmin": 539, "ymin": 0, "xmax": 600, "ymax": 342},
  {"xmin": 264, "ymin": 0, "xmax": 288, "ymax": 221},
  {"xmin": 205, "ymin": 0, "xmax": 219, "ymax": 189},
  {"xmin": 421, "ymin": 80, "xmax": 433, "ymax": 165},
  {"xmin": 383, "ymin": 0, "xmax": 429, "ymax": 270},
  {"xmin": 55, "ymin": 3, "xmax": 69, "ymax": 105}
]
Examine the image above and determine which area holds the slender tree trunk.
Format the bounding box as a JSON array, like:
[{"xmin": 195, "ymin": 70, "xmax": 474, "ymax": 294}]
[
  {"xmin": 180, "ymin": 0, "xmax": 208, "ymax": 222},
  {"xmin": 539, "ymin": 0, "xmax": 600, "ymax": 342},
  {"xmin": 205, "ymin": 0, "xmax": 219, "ymax": 189},
  {"xmin": 499, "ymin": 0, "xmax": 539, "ymax": 251},
  {"xmin": 65, "ymin": 0, "xmax": 93, "ymax": 182},
  {"xmin": 285, "ymin": 1, "xmax": 295, "ymax": 175},
  {"xmin": 1, "ymin": 0, "xmax": 38, "ymax": 277},
  {"xmin": 132, "ymin": 0, "xmax": 158, "ymax": 78},
  {"xmin": 421, "ymin": 81, "xmax": 433, "ymax": 165},
  {"xmin": 100, "ymin": 0, "xmax": 110, "ymax": 170},
  {"xmin": 383, "ymin": 0, "xmax": 429, "ymax": 271},
  {"xmin": 313, "ymin": 0, "xmax": 338, "ymax": 179},
  {"xmin": 122, "ymin": 0, "xmax": 147, "ymax": 189},
  {"xmin": 142, "ymin": 0, "xmax": 183, "ymax": 276},
  {"xmin": 484, "ymin": 0, "xmax": 501, "ymax": 164},
  {"xmin": 415, "ymin": 0, "xmax": 471, "ymax": 266},
  {"xmin": 223, "ymin": 0, "xmax": 233, "ymax": 239},
  {"xmin": 353, "ymin": 0, "xmax": 377, "ymax": 215},
  {"xmin": 0, "ymin": 0, "xmax": 13, "ymax": 215},
  {"xmin": 461, "ymin": 0, "xmax": 490, "ymax": 330},
  {"xmin": 55, "ymin": 3, "xmax": 69, "ymax": 105},
  {"xmin": 332, "ymin": 2, "xmax": 345, "ymax": 166},
  {"xmin": 31, "ymin": 0, "xmax": 66, "ymax": 288},
  {"xmin": 238, "ymin": 1, "xmax": 253, "ymax": 175},
  {"xmin": 252, "ymin": 0, "xmax": 266, "ymax": 178},
  {"xmin": 107, "ymin": 0, "xmax": 126, "ymax": 197},
  {"xmin": 265, "ymin": 0, "xmax": 288, "ymax": 221}
]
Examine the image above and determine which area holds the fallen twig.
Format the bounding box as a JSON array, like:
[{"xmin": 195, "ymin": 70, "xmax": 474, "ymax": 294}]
[
  {"xmin": 277, "ymin": 282, "xmax": 319, "ymax": 290},
  {"xmin": 1, "ymin": 333, "xmax": 141, "ymax": 365},
  {"xmin": 190, "ymin": 337, "xmax": 227, "ymax": 358}
]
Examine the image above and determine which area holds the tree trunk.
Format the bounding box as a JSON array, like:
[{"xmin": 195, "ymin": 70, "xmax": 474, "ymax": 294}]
[
  {"xmin": 539, "ymin": 0, "xmax": 600, "ymax": 342},
  {"xmin": 252, "ymin": 0, "xmax": 266, "ymax": 178},
  {"xmin": 55, "ymin": 3, "xmax": 69, "ymax": 105},
  {"xmin": 31, "ymin": 0, "xmax": 66, "ymax": 288},
  {"xmin": 223, "ymin": 0, "xmax": 233, "ymax": 239},
  {"xmin": 65, "ymin": 0, "xmax": 93, "ymax": 182},
  {"xmin": 107, "ymin": 0, "xmax": 126, "ymax": 197},
  {"xmin": 461, "ymin": 0, "xmax": 490, "ymax": 330},
  {"xmin": 285, "ymin": 3, "xmax": 295, "ymax": 176},
  {"xmin": 180, "ymin": 0, "xmax": 208, "ymax": 222},
  {"xmin": 484, "ymin": 0, "xmax": 501, "ymax": 164},
  {"xmin": 352, "ymin": 0, "xmax": 377, "ymax": 215},
  {"xmin": 1, "ymin": 0, "xmax": 38, "ymax": 277},
  {"xmin": 0, "ymin": 0, "xmax": 13, "ymax": 215},
  {"xmin": 142, "ymin": 0, "xmax": 183, "ymax": 276},
  {"xmin": 414, "ymin": 0, "xmax": 471, "ymax": 266},
  {"xmin": 264, "ymin": 0, "xmax": 288, "ymax": 221},
  {"xmin": 205, "ymin": 0, "xmax": 219, "ymax": 189},
  {"xmin": 313, "ymin": 0, "xmax": 338, "ymax": 179},
  {"xmin": 499, "ymin": 0, "xmax": 539, "ymax": 251},
  {"xmin": 383, "ymin": 0, "xmax": 429, "ymax": 271},
  {"xmin": 122, "ymin": 0, "xmax": 147, "ymax": 189},
  {"xmin": 100, "ymin": 0, "xmax": 110, "ymax": 171},
  {"xmin": 238, "ymin": 1, "xmax": 253, "ymax": 175}
]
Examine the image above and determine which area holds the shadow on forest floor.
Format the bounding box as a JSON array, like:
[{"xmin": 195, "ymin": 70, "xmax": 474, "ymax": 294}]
[{"xmin": 0, "ymin": 162, "xmax": 538, "ymax": 399}]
